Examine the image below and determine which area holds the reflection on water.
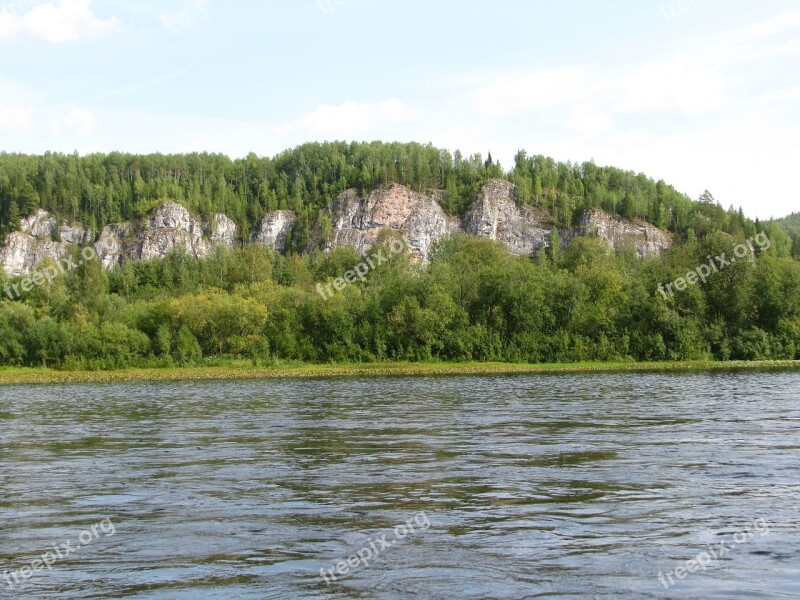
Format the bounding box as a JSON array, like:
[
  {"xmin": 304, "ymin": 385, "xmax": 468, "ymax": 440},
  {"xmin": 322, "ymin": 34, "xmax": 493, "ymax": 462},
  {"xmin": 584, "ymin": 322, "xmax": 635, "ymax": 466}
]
[{"xmin": 1, "ymin": 372, "xmax": 799, "ymax": 598}]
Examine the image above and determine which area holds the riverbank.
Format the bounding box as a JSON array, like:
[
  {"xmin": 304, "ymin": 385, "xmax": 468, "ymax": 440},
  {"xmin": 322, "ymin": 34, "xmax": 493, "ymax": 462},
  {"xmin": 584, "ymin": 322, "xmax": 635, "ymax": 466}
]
[{"xmin": 1, "ymin": 359, "xmax": 799, "ymax": 385}]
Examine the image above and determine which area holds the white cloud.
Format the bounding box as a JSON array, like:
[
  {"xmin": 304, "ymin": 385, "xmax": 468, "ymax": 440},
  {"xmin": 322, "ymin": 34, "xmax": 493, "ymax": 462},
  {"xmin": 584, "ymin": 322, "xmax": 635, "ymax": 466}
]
[
  {"xmin": 615, "ymin": 57, "xmax": 728, "ymax": 114},
  {"xmin": 0, "ymin": 104, "xmax": 33, "ymax": 129},
  {"xmin": 160, "ymin": 0, "xmax": 208, "ymax": 29},
  {"xmin": 0, "ymin": 77, "xmax": 35, "ymax": 130},
  {"xmin": 472, "ymin": 68, "xmax": 585, "ymax": 116},
  {"xmin": 469, "ymin": 58, "xmax": 727, "ymax": 120},
  {"xmin": 278, "ymin": 99, "xmax": 416, "ymax": 137},
  {"xmin": 0, "ymin": 0, "xmax": 119, "ymax": 43},
  {"xmin": 736, "ymin": 8, "xmax": 800, "ymax": 43},
  {"xmin": 565, "ymin": 103, "xmax": 612, "ymax": 137},
  {"xmin": 64, "ymin": 107, "xmax": 95, "ymax": 133},
  {"xmin": 50, "ymin": 108, "xmax": 96, "ymax": 135},
  {"xmin": 745, "ymin": 86, "xmax": 800, "ymax": 107},
  {"xmin": 0, "ymin": 11, "xmax": 16, "ymax": 39}
]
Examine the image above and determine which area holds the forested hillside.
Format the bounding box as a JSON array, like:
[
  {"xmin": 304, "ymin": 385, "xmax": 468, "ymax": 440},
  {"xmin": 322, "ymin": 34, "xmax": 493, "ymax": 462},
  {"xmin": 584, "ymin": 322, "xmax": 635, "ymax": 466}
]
[
  {"xmin": 0, "ymin": 229, "xmax": 798, "ymax": 369},
  {"xmin": 1, "ymin": 142, "xmax": 798, "ymax": 370},
  {"xmin": 774, "ymin": 213, "xmax": 800, "ymax": 258},
  {"xmin": 1, "ymin": 142, "xmax": 788, "ymax": 250}
]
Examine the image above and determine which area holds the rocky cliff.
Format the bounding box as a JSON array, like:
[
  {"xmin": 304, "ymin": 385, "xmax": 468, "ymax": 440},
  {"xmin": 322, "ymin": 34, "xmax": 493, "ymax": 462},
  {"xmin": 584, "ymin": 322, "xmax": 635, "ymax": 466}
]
[
  {"xmin": 318, "ymin": 185, "xmax": 460, "ymax": 261},
  {"xmin": 1, "ymin": 181, "xmax": 672, "ymax": 276},
  {"xmin": 0, "ymin": 211, "xmax": 93, "ymax": 277},
  {"xmin": 95, "ymin": 202, "xmax": 237, "ymax": 270},
  {"xmin": 0, "ymin": 203, "xmax": 237, "ymax": 275},
  {"xmin": 578, "ymin": 208, "xmax": 672, "ymax": 256},
  {"xmin": 463, "ymin": 180, "xmax": 551, "ymax": 256},
  {"xmin": 251, "ymin": 210, "xmax": 296, "ymax": 251}
]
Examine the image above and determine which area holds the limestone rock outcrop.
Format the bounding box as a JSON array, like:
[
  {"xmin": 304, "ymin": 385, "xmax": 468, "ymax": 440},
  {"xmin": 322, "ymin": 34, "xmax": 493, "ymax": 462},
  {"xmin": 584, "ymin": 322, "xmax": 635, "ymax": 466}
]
[
  {"xmin": 579, "ymin": 208, "xmax": 672, "ymax": 257},
  {"xmin": 1, "ymin": 203, "xmax": 237, "ymax": 275},
  {"xmin": 96, "ymin": 202, "xmax": 237, "ymax": 269},
  {"xmin": 463, "ymin": 180, "xmax": 551, "ymax": 256},
  {"xmin": 321, "ymin": 185, "xmax": 460, "ymax": 262},
  {"xmin": 251, "ymin": 210, "xmax": 296, "ymax": 252},
  {"xmin": 1, "ymin": 182, "xmax": 672, "ymax": 276},
  {"xmin": 0, "ymin": 210, "xmax": 92, "ymax": 276}
]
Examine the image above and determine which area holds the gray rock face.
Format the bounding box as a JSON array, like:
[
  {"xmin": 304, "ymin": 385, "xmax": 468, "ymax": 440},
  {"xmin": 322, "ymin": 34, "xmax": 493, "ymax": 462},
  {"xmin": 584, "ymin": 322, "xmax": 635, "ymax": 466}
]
[
  {"xmin": 0, "ymin": 233, "xmax": 65, "ymax": 277},
  {"xmin": 96, "ymin": 202, "xmax": 237, "ymax": 269},
  {"xmin": 1, "ymin": 182, "xmax": 672, "ymax": 276},
  {"xmin": 251, "ymin": 211, "xmax": 296, "ymax": 251},
  {"xmin": 0, "ymin": 210, "xmax": 92, "ymax": 276},
  {"xmin": 463, "ymin": 180, "xmax": 551, "ymax": 256},
  {"xmin": 21, "ymin": 210, "xmax": 58, "ymax": 239},
  {"xmin": 579, "ymin": 208, "xmax": 672, "ymax": 257},
  {"xmin": 323, "ymin": 185, "xmax": 460, "ymax": 262},
  {"xmin": 1, "ymin": 203, "xmax": 237, "ymax": 275},
  {"xmin": 319, "ymin": 181, "xmax": 671, "ymax": 261},
  {"xmin": 211, "ymin": 214, "xmax": 238, "ymax": 247},
  {"xmin": 95, "ymin": 223, "xmax": 134, "ymax": 270}
]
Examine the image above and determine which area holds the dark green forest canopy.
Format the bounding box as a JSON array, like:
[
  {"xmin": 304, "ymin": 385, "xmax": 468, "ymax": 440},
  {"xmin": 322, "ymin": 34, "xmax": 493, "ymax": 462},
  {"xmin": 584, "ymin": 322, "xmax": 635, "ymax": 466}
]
[
  {"xmin": 1, "ymin": 142, "xmax": 798, "ymax": 370},
  {"xmin": 0, "ymin": 230, "xmax": 798, "ymax": 370},
  {"xmin": 0, "ymin": 142, "xmax": 787, "ymax": 247}
]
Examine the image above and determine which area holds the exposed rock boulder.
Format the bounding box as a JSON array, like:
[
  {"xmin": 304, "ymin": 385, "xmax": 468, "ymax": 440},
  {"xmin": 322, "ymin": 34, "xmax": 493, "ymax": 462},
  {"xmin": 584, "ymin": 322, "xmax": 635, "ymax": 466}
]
[
  {"xmin": 95, "ymin": 223, "xmax": 134, "ymax": 270},
  {"xmin": 96, "ymin": 202, "xmax": 237, "ymax": 269},
  {"xmin": 1, "ymin": 234, "xmax": 64, "ymax": 278},
  {"xmin": 21, "ymin": 210, "xmax": 58, "ymax": 239},
  {"xmin": 323, "ymin": 185, "xmax": 460, "ymax": 262},
  {"xmin": 579, "ymin": 208, "xmax": 672, "ymax": 256},
  {"xmin": 211, "ymin": 214, "xmax": 238, "ymax": 247},
  {"xmin": 251, "ymin": 210, "xmax": 296, "ymax": 252},
  {"xmin": 0, "ymin": 203, "xmax": 238, "ymax": 275},
  {"xmin": 1, "ymin": 183, "xmax": 673, "ymax": 276},
  {"xmin": 0, "ymin": 210, "xmax": 92, "ymax": 276},
  {"xmin": 463, "ymin": 180, "xmax": 551, "ymax": 256}
]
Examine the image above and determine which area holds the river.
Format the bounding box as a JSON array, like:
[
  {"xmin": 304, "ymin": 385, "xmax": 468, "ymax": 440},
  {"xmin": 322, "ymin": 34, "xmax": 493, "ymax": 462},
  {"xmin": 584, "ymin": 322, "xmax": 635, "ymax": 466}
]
[{"xmin": 1, "ymin": 372, "xmax": 798, "ymax": 598}]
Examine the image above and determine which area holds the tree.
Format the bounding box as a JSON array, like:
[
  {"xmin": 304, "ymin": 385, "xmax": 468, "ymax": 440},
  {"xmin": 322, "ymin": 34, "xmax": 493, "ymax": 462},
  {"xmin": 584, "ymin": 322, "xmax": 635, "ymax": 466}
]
[
  {"xmin": 699, "ymin": 190, "xmax": 715, "ymax": 204},
  {"xmin": 21, "ymin": 183, "xmax": 40, "ymax": 215},
  {"xmin": 7, "ymin": 201, "xmax": 20, "ymax": 231},
  {"xmin": 548, "ymin": 228, "xmax": 562, "ymax": 266}
]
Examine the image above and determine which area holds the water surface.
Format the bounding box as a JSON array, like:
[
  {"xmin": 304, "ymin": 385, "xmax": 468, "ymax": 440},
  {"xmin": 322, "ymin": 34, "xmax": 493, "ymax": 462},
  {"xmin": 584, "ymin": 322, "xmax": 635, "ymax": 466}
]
[{"xmin": 1, "ymin": 372, "xmax": 799, "ymax": 598}]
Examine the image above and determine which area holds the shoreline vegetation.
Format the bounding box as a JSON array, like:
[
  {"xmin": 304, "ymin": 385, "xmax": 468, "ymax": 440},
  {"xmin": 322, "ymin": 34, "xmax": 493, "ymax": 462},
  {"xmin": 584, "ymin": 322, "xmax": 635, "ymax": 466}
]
[
  {"xmin": 1, "ymin": 145, "xmax": 798, "ymax": 375},
  {"xmin": 1, "ymin": 360, "xmax": 799, "ymax": 385}
]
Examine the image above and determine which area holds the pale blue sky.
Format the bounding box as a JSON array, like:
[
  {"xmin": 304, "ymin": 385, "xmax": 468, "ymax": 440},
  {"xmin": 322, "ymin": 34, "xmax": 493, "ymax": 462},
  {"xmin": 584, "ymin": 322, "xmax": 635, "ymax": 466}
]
[{"xmin": 1, "ymin": 0, "xmax": 798, "ymax": 218}]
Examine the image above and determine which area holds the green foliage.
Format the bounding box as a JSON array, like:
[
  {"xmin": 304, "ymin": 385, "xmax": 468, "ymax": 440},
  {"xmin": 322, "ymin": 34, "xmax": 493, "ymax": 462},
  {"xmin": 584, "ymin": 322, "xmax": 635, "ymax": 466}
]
[
  {"xmin": 1, "ymin": 143, "xmax": 798, "ymax": 369},
  {"xmin": 0, "ymin": 232, "xmax": 798, "ymax": 368},
  {"xmin": 0, "ymin": 143, "xmax": 776, "ymax": 251}
]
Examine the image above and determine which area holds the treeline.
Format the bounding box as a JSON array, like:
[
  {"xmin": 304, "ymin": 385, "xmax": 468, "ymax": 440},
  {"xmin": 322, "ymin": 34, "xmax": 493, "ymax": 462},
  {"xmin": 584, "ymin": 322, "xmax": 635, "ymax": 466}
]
[
  {"xmin": 1, "ymin": 230, "xmax": 798, "ymax": 369},
  {"xmin": 0, "ymin": 143, "xmax": 498, "ymax": 250},
  {"xmin": 0, "ymin": 143, "xmax": 786, "ymax": 251},
  {"xmin": 775, "ymin": 213, "xmax": 800, "ymax": 258}
]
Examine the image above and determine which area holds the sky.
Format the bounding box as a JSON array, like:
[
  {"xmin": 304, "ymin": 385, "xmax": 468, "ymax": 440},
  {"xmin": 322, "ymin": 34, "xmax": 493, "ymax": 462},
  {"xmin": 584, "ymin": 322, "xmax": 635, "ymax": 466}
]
[{"xmin": 0, "ymin": 0, "xmax": 798, "ymax": 219}]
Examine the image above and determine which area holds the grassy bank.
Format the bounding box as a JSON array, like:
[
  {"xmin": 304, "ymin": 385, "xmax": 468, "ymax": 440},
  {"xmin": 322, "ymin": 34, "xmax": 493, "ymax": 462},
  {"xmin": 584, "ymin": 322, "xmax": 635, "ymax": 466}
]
[{"xmin": 1, "ymin": 360, "xmax": 799, "ymax": 385}]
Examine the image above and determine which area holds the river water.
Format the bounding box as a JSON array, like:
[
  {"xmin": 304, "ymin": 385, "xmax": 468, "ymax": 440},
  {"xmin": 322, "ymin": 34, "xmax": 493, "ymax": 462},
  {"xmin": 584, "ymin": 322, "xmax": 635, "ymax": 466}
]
[{"xmin": 1, "ymin": 372, "xmax": 799, "ymax": 599}]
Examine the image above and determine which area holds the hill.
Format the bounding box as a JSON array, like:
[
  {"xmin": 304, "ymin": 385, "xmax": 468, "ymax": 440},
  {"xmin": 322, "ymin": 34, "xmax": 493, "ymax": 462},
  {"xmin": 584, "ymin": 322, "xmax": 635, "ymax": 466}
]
[
  {"xmin": 0, "ymin": 142, "xmax": 797, "ymax": 371},
  {"xmin": 0, "ymin": 142, "xmax": 787, "ymax": 252}
]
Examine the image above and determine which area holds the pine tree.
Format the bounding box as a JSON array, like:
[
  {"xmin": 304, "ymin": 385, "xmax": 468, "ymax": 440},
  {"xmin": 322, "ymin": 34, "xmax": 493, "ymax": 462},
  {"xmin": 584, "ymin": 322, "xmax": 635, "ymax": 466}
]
[
  {"xmin": 21, "ymin": 183, "xmax": 39, "ymax": 215},
  {"xmin": 7, "ymin": 201, "xmax": 20, "ymax": 231}
]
